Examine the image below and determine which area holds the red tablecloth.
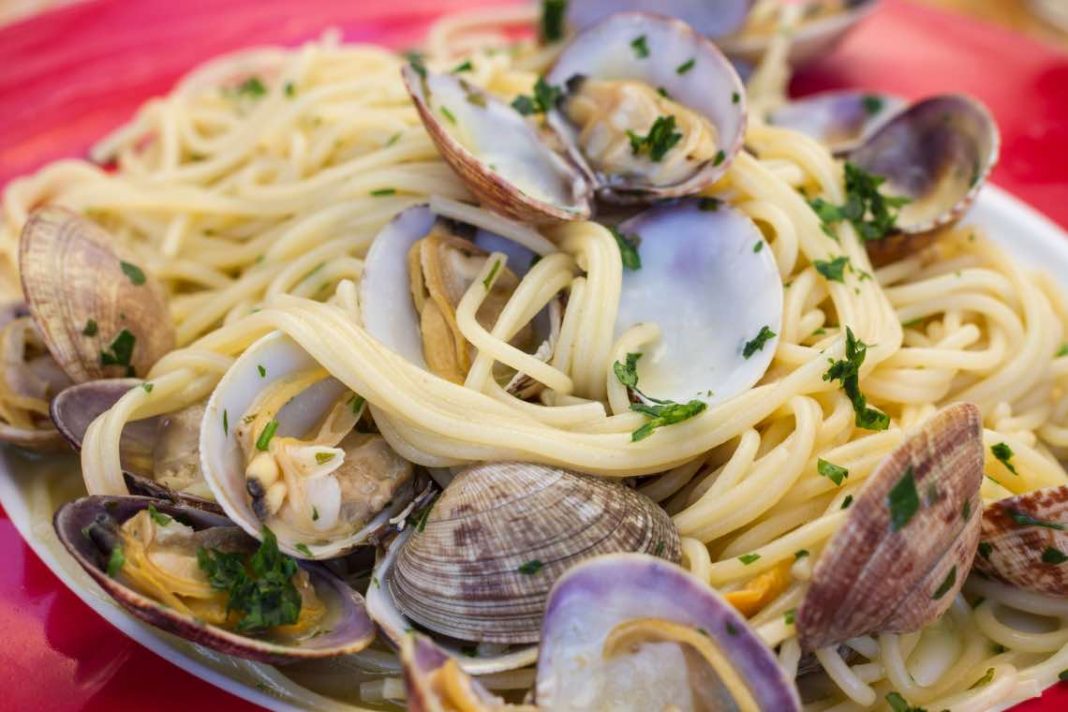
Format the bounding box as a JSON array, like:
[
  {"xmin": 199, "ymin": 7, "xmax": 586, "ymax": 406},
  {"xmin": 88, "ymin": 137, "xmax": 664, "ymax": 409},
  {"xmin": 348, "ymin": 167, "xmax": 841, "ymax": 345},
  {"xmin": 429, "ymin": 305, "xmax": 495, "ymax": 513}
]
[{"xmin": 1, "ymin": 0, "xmax": 1067, "ymax": 709}]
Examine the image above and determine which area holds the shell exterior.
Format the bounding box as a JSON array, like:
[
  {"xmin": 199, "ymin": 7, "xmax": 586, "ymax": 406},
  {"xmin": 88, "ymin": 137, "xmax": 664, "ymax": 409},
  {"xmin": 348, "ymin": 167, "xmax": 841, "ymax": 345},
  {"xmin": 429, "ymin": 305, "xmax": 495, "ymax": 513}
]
[
  {"xmin": 19, "ymin": 207, "xmax": 175, "ymax": 383},
  {"xmin": 853, "ymin": 94, "xmax": 1000, "ymax": 264},
  {"xmin": 387, "ymin": 462, "xmax": 681, "ymax": 645},
  {"xmin": 767, "ymin": 90, "xmax": 906, "ymax": 156},
  {"xmin": 545, "ymin": 13, "xmax": 747, "ymax": 203},
  {"xmin": 718, "ymin": 0, "xmax": 880, "ymax": 67},
  {"xmin": 49, "ymin": 378, "xmax": 219, "ymax": 510},
  {"xmin": 53, "ymin": 495, "xmax": 375, "ymax": 664},
  {"xmin": 566, "ymin": 0, "xmax": 755, "ymax": 39},
  {"xmin": 200, "ymin": 331, "xmax": 417, "ymax": 559},
  {"xmin": 536, "ymin": 553, "xmax": 801, "ymax": 711},
  {"xmin": 0, "ymin": 300, "xmax": 66, "ymax": 449},
  {"xmin": 400, "ymin": 634, "xmax": 512, "ymax": 712},
  {"xmin": 974, "ymin": 485, "xmax": 1068, "ymax": 596},
  {"xmin": 402, "ymin": 67, "xmax": 592, "ymax": 224},
  {"xmin": 797, "ymin": 403, "xmax": 984, "ymax": 651},
  {"xmin": 614, "ymin": 199, "xmax": 782, "ymax": 405}
]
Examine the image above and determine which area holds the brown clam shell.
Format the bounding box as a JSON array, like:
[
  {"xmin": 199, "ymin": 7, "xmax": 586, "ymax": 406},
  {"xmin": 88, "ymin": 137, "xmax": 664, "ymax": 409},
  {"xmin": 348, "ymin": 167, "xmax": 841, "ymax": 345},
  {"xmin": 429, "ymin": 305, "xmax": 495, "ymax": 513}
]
[
  {"xmin": 796, "ymin": 403, "xmax": 984, "ymax": 651},
  {"xmin": 19, "ymin": 206, "xmax": 175, "ymax": 383},
  {"xmin": 387, "ymin": 461, "xmax": 680, "ymax": 645},
  {"xmin": 974, "ymin": 486, "xmax": 1068, "ymax": 596}
]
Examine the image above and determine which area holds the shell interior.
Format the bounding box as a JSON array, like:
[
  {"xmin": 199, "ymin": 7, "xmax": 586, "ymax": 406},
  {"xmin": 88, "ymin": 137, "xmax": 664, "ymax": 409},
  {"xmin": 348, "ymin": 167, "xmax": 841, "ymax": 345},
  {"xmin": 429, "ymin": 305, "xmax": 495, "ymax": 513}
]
[
  {"xmin": 767, "ymin": 90, "xmax": 906, "ymax": 155},
  {"xmin": 614, "ymin": 199, "xmax": 782, "ymax": 405},
  {"xmin": 566, "ymin": 0, "xmax": 755, "ymax": 38},
  {"xmin": 536, "ymin": 553, "xmax": 801, "ymax": 711}
]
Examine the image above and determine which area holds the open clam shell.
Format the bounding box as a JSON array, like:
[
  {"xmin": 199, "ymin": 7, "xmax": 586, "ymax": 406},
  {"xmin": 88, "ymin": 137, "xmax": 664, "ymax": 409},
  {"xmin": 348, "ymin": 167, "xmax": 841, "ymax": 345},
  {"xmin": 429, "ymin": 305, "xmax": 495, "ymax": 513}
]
[
  {"xmin": 974, "ymin": 485, "xmax": 1068, "ymax": 596},
  {"xmin": 200, "ymin": 331, "xmax": 418, "ymax": 559},
  {"xmin": 767, "ymin": 90, "xmax": 906, "ymax": 156},
  {"xmin": 400, "ymin": 634, "xmax": 515, "ymax": 712},
  {"xmin": 402, "ymin": 66, "xmax": 592, "ymax": 224},
  {"xmin": 537, "ymin": 553, "xmax": 801, "ymax": 711},
  {"xmin": 19, "ymin": 207, "xmax": 175, "ymax": 382},
  {"xmin": 50, "ymin": 378, "xmax": 218, "ymax": 510},
  {"xmin": 566, "ymin": 0, "xmax": 755, "ymax": 39},
  {"xmin": 614, "ymin": 199, "xmax": 782, "ymax": 404},
  {"xmin": 0, "ymin": 300, "xmax": 67, "ymax": 449},
  {"xmin": 796, "ymin": 403, "xmax": 984, "ymax": 651},
  {"xmin": 54, "ymin": 495, "xmax": 375, "ymax": 664},
  {"xmin": 545, "ymin": 13, "xmax": 747, "ymax": 203}
]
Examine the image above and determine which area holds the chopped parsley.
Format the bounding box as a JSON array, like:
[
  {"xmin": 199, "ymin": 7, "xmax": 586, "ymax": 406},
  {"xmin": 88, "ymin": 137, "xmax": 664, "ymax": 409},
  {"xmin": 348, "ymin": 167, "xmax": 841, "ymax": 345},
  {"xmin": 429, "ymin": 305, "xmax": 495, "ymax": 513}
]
[
  {"xmin": 962, "ymin": 499, "xmax": 972, "ymax": 520},
  {"xmin": 630, "ymin": 35, "xmax": 650, "ymax": 58},
  {"xmin": 932, "ymin": 565, "xmax": 957, "ymax": 600},
  {"xmin": 518, "ymin": 559, "xmax": 544, "ymax": 575},
  {"xmin": 676, "ymin": 58, "xmax": 695, "ymax": 75},
  {"xmin": 256, "ymin": 420, "xmax": 279, "ymax": 451},
  {"xmin": 795, "ymin": 549, "xmax": 809, "ymax": 560},
  {"xmin": 511, "ymin": 77, "xmax": 562, "ymax": 116},
  {"xmin": 861, "ymin": 95, "xmax": 884, "ymax": 115},
  {"xmin": 1059, "ymin": 669, "xmax": 1068, "ymax": 681},
  {"xmin": 731, "ymin": 91, "xmax": 740, "ymax": 104},
  {"xmin": 451, "ymin": 60, "xmax": 474, "ymax": 73},
  {"xmin": 698, "ymin": 197, "xmax": 721, "ymax": 212},
  {"xmin": 406, "ymin": 52, "xmax": 427, "ymax": 78},
  {"xmin": 107, "ymin": 544, "xmax": 125, "ymax": 577},
  {"xmin": 539, "ymin": 0, "xmax": 567, "ymax": 43},
  {"xmin": 630, "ymin": 400, "xmax": 706, "ymax": 441},
  {"xmin": 807, "ymin": 163, "xmax": 911, "ymax": 242},
  {"xmin": 370, "ymin": 188, "xmax": 396, "ymax": 197},
  {"xmin": 312, "ymin": 507, "xmax": 319, "ymax": 522},
  {"xmin": 822, "ymin": 327, "xmax": 890, "ymax": 431},
  {"xmin": 978, "ymin": 541, "xmax": 993, "ymax": 559},
  {"xmin": 460, "ymin": 644, "xmax": 479, "ymax": 657},
  {"xmin": 738, "ymin": 553, "xmax": 760, "ymax": 565},
  {"xmin": 970, "ymin": 667, "xmax": 995, "ymax": 689},
  {"xmin": 753, "ymin": 241, "xmax": 764, "ymax": 253},
  {"xmin": 614, "ymin": 352, "xmax": 642, "ymax": 390},
  {"xmin": 725, "ymin": 621, "xmax": 739, "ymax": 636},
  {"xmin": 713, "ymin": 149, "xmax": 726, "ymax": 166},
  {"xmin": 814, "ymin": 256, "xmax": 849, "ymax": 283},
  {"xmin": 1042, "ymin": 547, "xmax": 1068, "ymax": 565},
  {"xmin": 196, "ymin": 526, "xmax": 302, "ymax": 633},
  {"xmin": 627, "ymin": 115, "xmax": 682, "ymax": 162},
  {"xmin": 1007, "ymin": 509, "xmax": 1065, "ymax": 530},
  {"xmin": 885, "ymin": 692, "xmax": 923, "ymax": 712},
  {"xmin": 784, "ymin": 608, "xmax": 796, "ymax": 625},
  {"xmin": 222, "ymin": 409, "xmax": 229, "ymax": 436},
  {"xmin": 482, "ymin": 259, "xmax": 502, "ymax": 290},
  {"xmin": 100, "ymin": 329, "xmax": 136, "ymax": 374},
  {"xmin": 409, "ymin": 495, "xmax": 437, "ymax": 533},
  {"xmin": 817, "ymin": 459, "xmax": 848, "ymax": 486},
  {"xmin": 82, "ymin": 319, "xmax": 98, "ymax": 336},
  {"xmin": 888, "ymin": 466, "xmax": 920, "ymax": 531},
  {"xmin": 991, "ymin": 442, "xmax": 1018, "ymax": 475},
  {"xmin": 386, "ymin": 132, "xmax": 402, "ymax": 147},
  {"xmin": 295, "ymin": 543, "xmax": 313, "ymax": 557},
  {"xmin": 654, "ymin": 540, "xmax": 665, "ymax": 556},
  {"xmin": 1055, "ymin": 342, "xmax": 1068, "ymax": 358},
  {"xmin": 120, "ymin": 260, "xmax": 146, "ymax": 285},
  {"xmin": 841, "ymin": 494, "xmax": 854, "ymax": 509},
  {"xmin": 314, "ymin": 452, "xmax": 335, "ymax": 465},
  {"xmin": 284, "ymin": 81, "xmax": 296, "ymax": 98},
  {"xmin": 147, "ymin": 504, "xmax": 171, "ymax": 526},
  {"xmin": 233, "ymin": 76, "xmax": 267, "ymax": 99},
  {"xmin": 611, "ymin": 227, "xmax": 642, "ymax": 270},
  {"xmin": 348, "ymin": 394, "xmax": 366, "ymax": 414},
  {"xmin": 141, "ymin": 382, "xmax": 153, "ymax": 393},
  {"xmin": 257, "ymin": 364, "xmax": 266, "ymax": 378},
  {"xmin": 439, "ymin": 106, "xmax": 457, "ymax": 124},
  {"xmin": 742, "ymin": 326, "xmax": 776, "ymax": 359}
]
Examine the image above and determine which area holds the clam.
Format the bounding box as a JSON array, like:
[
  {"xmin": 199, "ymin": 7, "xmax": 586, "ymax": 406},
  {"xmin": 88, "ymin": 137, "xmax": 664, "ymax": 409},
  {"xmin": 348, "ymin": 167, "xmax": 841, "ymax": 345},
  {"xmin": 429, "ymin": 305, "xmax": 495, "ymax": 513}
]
[
  {"xmin": 0, "ymin": 301, "xmax": 69, "ymax": 449},
  {"xmin": 545, "ymin": 13, "xmax": 747, "ymax": 203},
  {"xmin": 974, "ymin": 485, "xmax": 1068, "ymax": 596},
  {"xmin": 50, "ymin": 378, "xmax": 216, "ymax": 508},
  {"xmin": 200, "ymin": 331, "xmax": 420, "ymax": 559},
  {"xmin": 537, "ymin": 553, "xmax": 801, "ymax": 711},
  {"xmin": 367, "ymin": 462, "xmax": 680, "ymax": 672},
  {"xmin": 767, "ymin": 90, "xmax": 906, "ymax": 155},
  {"xmin": 401, "ymin": 65, "xmax": 593, "ymax": 224},
  {"xmin": 401, "ymin": 634, "xmax": 524, "ymax": 712},
  {"xmin": 613, "ymin": 199, "xmax": 782, "ymax": 404},
  {"xmin": 54, "ymin": 495, "xmax": 375, "ymax": 663},
  {"xmin": 19, "ymin": 206, "xmax": 175, "ymax": 382},
  {"xmin": 360, "ymin": 205, "xmax": 557, "ymax": 392},
  {"xmin": 796, "ymin": 402, "xmax": 984, "ymax": 651},
  {"xmin": 566, "ymin": 0, "xmax": 755, "ymax": 39}
]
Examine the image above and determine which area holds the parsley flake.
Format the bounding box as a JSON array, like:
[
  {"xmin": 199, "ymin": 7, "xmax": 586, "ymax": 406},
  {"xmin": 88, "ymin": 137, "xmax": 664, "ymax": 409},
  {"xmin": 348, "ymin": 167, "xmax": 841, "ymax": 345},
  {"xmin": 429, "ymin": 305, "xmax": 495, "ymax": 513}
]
[
  {"xmin": 439, "ymin": 106, "xmax": 457, "ymax": 124},
  {"xmin": 888, "ymin": 466, "xmax": 920, "ymax": 531},
  {"xmin": 82, "ymin": 319, "xmax": 98, "ymax": 336},
  {"xmin": 222, "ymin": 409, "xmax": 229, "ymax": 436},
  {"xmin": 482, "ymin": 259, "xmax": 502, "ymax": 290},
  {"xmin": 611, "ymin": 227, "xmax": 642, "ymax": 270},
  {"xmin": 511, "ymin": 77, "xmax": 562, "ymax": 116},
  {"xmin": 539, "ymin": 0, "xmax": 567, "ymax": 43},
  {"xmin": 120, "ymin": 261, "xmax": 146, "ymax": 285},
  {"xmin": 630, "ymin": 35, "xmax": 650, "ymax": 58},
  {"xmin": 256, "ymin": 420, "xmax": 279, "ymax": 451},
  {"xmin": 817, "ymin": 459, "xmax": 848, "ymax": 486},
  {"xmin": 257, "ymin": 364, "xmax": 266, "ymax": 378},
  {"xmin": 613, "ymin": 352, "xmax": 641, "ymax": 389},
  {"xmin": 295, "ymin": 543, "xmax": 313, "ymax": 557},
  {"xmin": 314, "ymin": 452, "xmax": 335, "ymax": 465},
  {"xmin": 991, "ymin": 443, "xmax": 1018, "ymax": 475},
  {"xmin": 630, "ymin": 400, "xmax": 706, "ymax": 441},
  {"xmin": 627, "ymin": 115, "xmax": 682, "ymax": 162},
  {"xmin": 233, "ymin": 76, "xmax": 267, "ymax": 99},
  {"xmin": 370, "ymin": 188, "xmax": 396, "ymax": 197},
  {"xmin": 738, "ymin": 553, "xmax": 760, "ymax": 565},
  {"xmin": 1042, "ymin": 547, "xmax": 1068, "ymax": 565},
  {"xmin": 451, "ymin": 60, "xmax": 474, "ymax": 73},
  {"xmin": 978, "ymin": 541, "xmax": 993, "ymax": 559},
  {"xmin": 932, "ymin": 565, "xmax": 957, "ymax": 600},
  {"xmin": 841, "ymin": 494, "xmax": 854, "ymax": 509},
  {"xmin": 147, "ymin": 505, "xmax": 171, "ymax": 526},
  {"xmin": 861, "ymin": 95, "xmax": 885, "ymax": 115},
  {"xmin": 784, "ymin": 608, "xmax": 796, "ymax": 625},
  {"xmin": 518, "ymin": 559, "xmax": 544, "ymax": 575},
  {"xmin": 970, "ymin": 667, "xmax": 995, "ymax": 689},
  {"xmin": 676, "ymin": 58, "xmax": 695, "ymax": 74},
  {"xmin": 742, "ymin": 326, "xmax": 776, "ymax": 359},
  {"xmin": 100, "ymin": 329, "xmax": 136, "ymax": 374},
  {"xmin": 141, "ymin": 382, "xmax": 153, "ymax": 393},
  {"xmin": 823, "ymin": 327, "xmax": 890, "ymax": 431},
  {"xmin": 107, "ymin": 544, "xmax": 125, "ymax": 577},
  {"xmin": 814, "ymin": 256, "xmax": 850, "ymax": 283},
  {"xmin": 807, "ymin": 163, "xmax": 911, "ymax": 242},
  {"xmin": 795, "ymin": 549, "xmax": 809, "ymax": 560},
  {"xmin": 1008, "ymin": 509, "xmax": 1065, "ymax": 530}
]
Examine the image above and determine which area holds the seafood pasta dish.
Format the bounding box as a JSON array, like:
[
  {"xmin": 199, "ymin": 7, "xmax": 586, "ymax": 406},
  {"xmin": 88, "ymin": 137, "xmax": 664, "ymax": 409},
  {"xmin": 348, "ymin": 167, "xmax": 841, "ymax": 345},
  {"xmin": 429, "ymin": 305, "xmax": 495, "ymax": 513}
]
[{"xmin": 2, "ymin": 0, "xmax": 1068, "ymax": 710}]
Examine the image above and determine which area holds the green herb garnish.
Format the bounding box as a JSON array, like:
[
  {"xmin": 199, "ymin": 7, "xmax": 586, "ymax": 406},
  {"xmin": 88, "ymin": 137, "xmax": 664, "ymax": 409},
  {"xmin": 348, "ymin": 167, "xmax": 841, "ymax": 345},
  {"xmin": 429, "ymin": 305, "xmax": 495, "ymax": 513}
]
[
  {"xmin": 257, "ymin": 364, "xmax": 266, "ymax": 378},
  {"xmin": 518, "ymin": 559, "xmax": 544, "ymax": 575},
  {"xmin": 784, "ymin": 608, "xmax": 796, "ymax": 625},
  {"xmin": 817, "ymin": 459, "xmax": 848, "ymax": 486},
  {"xmin": 539, "ymin": 0, "xmax": 567, "ymax": 43},
  {"xmin": 738, "ymin": 553, "xmax": 760, "ymax": 565},
  {"xmin": 482, "ymin": 259, "xmax": 502, "ymax": 290},
  {"xmin": 970, "ymin": 667, "xmax": 995, "ymax": 689},
  {"xmin": 312, "ymin": 507, "xmax": 319, "ymax": 522},
  {"xmin": 233, "ymin": 76, "xmax": 267, "ymax": 99},
  {"xmin": 630, "ymin": 35, "xmax": 650, "ymax": 58},
  {"xmin": 315, "ymin": 452, "xmax": 336, "ymax": 465},
  {"xmin": 82, "ymin": 319, "xmax": 98, "ymax": 336},
  {"xmin": 888, "ymin": 466, "xmax": 920, "ymax": 531},
  {"xmin": 807, "ymin": 162, "xmax": 911, "ymax": 242},
  {"xmin": 991, "ymin": 442, "xmax": 1018, "ymax": 475},
  {"xmin": 107, "ymin": 545, "xmax": 125, "ymax": 577},
  {"xmin": 676, "ymin": 58, "xmax": 695, "ymax": 74},
  {"xmin": 611, "ymin": 227, "xmax": 642, "ymax": 270},
  {"xmin": 885, "ymin": 691, "xmax": 923, "ymax": 712},
  {"xmin": 932, "ymin": 565, "xmax": 957, "ymax": 600},
  {"xmin": 120, "ymin": 260, "xmax": 146, "ymax": 285},
  {"xmin": 1008, "ymin": 509, "xmax": 1065, "ymax": 530},
  {"xmin": 100, "ymin": 328, "xmax": 136, "ymax": 373},
  {"xmin": 1042, "ymin": 547, "xmax": 1068, "ymax": 565},
  {"xmin": 862, "ymin": 95, "xmax": 884, "ymax": 115},
  {"xmin": 630, "ymin": 400, "xmax": 706, "ymax": 442},
  {"xmin": 222, "ymin": 409, "xmax": 229, "ymax": 436},
  {"xmin": 147, "ymin": 504, "xmax": 171, "ymax": 526},
  {"xmin": 627, "ymin": 115, "xmax": 682, "ymax": 162},
  {"xmin": 823, "ymin": 327, "xmax": 890, "ymax": 431},
  {"xmin": 613, "ymin": 352, "xmax": 641, "ymax": 390},
  {"xmin": 742, "ymin": 326, "xmax": 776, "ymax": 359},
  {"xmin": 284, "ymin": 81, "xmax": 296, "ymax": 98},
  {"xmin": 141, "ymin": 382, "xmax": 153, "ymax": 393},
  {"xmin": 439, "ymin": 106, "xmax": 457, "ymax": 124},
  {"xmin": 511, "ymin": 77, "xmax": 562, "ymax": 116},
  {"xmin": 978, "ymin": 541, "xmax": 993, "ymax": 559},
  {"xmin": 732, "ymin": 91, "xmax": 740, "ymax": 104},
  {"xmin": 348, "ymin": 394, "xmax": 366, "ymax": 415},
  {"xmin": 814, "ymin": 256, "xmax": 850, "ymax": 283},
  {"xmin": 795, "ymin": 549, "xmax": 809, "ymax": 560},
  {"xmin": 841, "ymin": 494, "xmax": 854, "ymax": 509},
  {"xmin": 295, "ymin": 543, "xmax": 313, "ymax": 557},
  {"xmin": 713, "ymin": 149, "xmax": 726, "ymax": 166},
  {"xmin": 370, "ymin": 188, "xmax": 396, "ymax": 197},
  {"xmin": 451, "ymin": 60, "xmax": 474, "ymax": 73},
  {"xmin": 753, "ymin": 241, "xmax": 764, "ymax": 253},
  {"xmin": 256, "ymin": 420, "xmax": 279, "ymax": 451}
]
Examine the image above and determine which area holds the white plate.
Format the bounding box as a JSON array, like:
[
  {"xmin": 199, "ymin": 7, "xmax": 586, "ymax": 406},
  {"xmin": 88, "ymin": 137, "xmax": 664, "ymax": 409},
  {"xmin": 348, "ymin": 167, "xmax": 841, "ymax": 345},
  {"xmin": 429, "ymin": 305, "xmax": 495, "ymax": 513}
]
[{"xmin": 1, "ymin": 185, "xmax": 1066, "ymax": 710}]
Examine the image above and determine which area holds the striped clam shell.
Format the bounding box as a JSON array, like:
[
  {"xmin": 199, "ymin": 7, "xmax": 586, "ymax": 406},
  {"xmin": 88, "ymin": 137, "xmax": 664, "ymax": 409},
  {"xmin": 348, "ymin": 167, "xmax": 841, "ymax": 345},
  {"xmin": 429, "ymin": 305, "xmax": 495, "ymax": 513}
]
[
  {"xmin": 973, "ymin": 485, "xmax": 1068, "ymax": 596},
  {"xmin": 387, "ymin": 461, "xmax": 680, "ymax": 645},
  {"xmin": 797, "ymin": 403, "xmax": 984, "ymax": 651}
]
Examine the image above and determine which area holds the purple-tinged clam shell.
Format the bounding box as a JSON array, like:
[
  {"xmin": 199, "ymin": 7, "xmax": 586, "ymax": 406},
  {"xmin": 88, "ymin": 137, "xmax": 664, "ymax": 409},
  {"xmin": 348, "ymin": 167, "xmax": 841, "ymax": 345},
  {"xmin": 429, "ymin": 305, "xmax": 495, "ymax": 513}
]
[
  {"xmin": 796, "ymin": 403, "xmax": 984, "ymax": 651},
  {"xmin": 767, "ymin": 90, "xmax": 906, "ymax": 155},
  {"xmin": 54, "ymin": 495, "xmax": 376, "ymax": 664},
  {"xmin": 545, "ymin": 13, "xmax": 747, "ymax": 203},
  {"xmin": 400, "ymin": 634, "xmax": 512, "ymax": 712},
  {"xmin": 974, "ymin": 485, "xmax": 1068, "ymax": 596},
  {"xmin": 50, "ymin": 378, "xmax": 219, "ymax": 511},
  {"xmin": 566, "ymin": 0, "xmax": 755, "ymax": 39},
  {"xmin": 536, "ymin": 553, "xmax": 800, "ymax": 711}
]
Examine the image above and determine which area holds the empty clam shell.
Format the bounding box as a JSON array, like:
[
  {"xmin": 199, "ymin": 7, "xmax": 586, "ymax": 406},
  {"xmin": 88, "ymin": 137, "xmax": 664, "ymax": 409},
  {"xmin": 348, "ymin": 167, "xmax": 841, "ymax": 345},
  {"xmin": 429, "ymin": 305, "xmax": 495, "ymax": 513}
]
[
  {"xmin": 200, "ymin": 331, "xmax": 417, "ymax": 559},
  {"xmin": 566, "ymin": 0, "xmax": 755, "ymax": 39},
  {"xmin": 796, "ymin": 402, "xmax": 984, "ymax": 651},
  {"xmin": 50, "ymin": 378, "xmax": 218, "ymax": 509},
  {"xmin": 767, "ymin": 90, "xmax": 906, "ymax": 155},
  {"xmin": 546, "ymin": 13, "xmax": 747, "ymax": 203},
  {"xmin": 536, "ymin": 553, "xmax": 801, "ymax": 711},
  {"xmin": 974, "ymin": 485, "xmax": 1068, "ymax": 596},
  {"xmin": 402, "ymin": 66, "xmax": 592, "ymax": 224},
  {"xmin": 19, "ymin": 207, "xmax": 175, "ymax": 382},
  {"xmin": 614, "ymin": 199, "xmax": 782, "ymax": 405},
  {"xmin": 54, "ymin": 495, "xmax": 375, "ymax": 664}
]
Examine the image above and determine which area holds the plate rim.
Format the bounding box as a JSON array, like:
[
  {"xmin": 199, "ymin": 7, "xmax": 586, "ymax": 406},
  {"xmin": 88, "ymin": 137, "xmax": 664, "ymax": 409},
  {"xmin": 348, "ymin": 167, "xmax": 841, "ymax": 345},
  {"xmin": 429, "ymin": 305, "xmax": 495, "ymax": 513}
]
[{"xmin": 1, "ymin": 183, "xmax": 1066, "ymax": 710}]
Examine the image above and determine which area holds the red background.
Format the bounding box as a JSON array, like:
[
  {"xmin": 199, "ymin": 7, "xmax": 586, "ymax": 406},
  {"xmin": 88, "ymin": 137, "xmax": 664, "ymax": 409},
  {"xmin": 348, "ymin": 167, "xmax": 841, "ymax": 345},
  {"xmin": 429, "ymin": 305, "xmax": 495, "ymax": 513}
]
[{"xmin": 1, "ymin": 0, "xmax": 1067, "ymax": 708}]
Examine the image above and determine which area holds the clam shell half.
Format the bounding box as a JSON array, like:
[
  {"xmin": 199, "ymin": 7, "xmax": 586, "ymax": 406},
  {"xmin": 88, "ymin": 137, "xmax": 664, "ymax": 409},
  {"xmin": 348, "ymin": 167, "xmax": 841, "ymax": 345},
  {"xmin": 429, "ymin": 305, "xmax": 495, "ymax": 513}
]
[
  {"xmin": 53, "ymin": 495, "xmax": 375, "ymax": 664},
  {"xmin": 566, "ymin": 0, "xmax": 755, "ymax": 39},
  {"xmin": 974, "ymin": 485, "xmax": 1068, "ymax": 596}
]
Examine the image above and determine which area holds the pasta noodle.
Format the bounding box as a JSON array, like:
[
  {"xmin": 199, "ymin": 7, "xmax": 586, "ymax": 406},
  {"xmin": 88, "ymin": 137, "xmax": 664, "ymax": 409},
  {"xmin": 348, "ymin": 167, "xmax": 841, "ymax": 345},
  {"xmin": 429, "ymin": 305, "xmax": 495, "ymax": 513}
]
[{"xmin": 3, "ymin": 5, "xmax": 1068, "ymax": 710}]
